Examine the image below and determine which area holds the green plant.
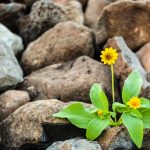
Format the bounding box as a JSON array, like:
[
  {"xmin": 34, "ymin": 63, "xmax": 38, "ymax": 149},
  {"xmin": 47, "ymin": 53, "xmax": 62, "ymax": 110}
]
[{"xmin": 53, "ymin": 48, "xmax": 150, "ymax": 148}]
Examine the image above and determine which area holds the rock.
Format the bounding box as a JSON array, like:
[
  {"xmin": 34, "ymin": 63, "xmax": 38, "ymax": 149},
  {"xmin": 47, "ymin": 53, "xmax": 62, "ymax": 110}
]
[
  {"xmin": 11, "ymin": 0, "xmax": 39, "ymax": 7},
  {"xmin": 96, "ymin": 0, "xmax": 150, "ymax": 50},
  {"xmin": 21, "ymin": 21, "xmax": 95, "ymax": 73},
  {"xmin": 98, "ymin": 126, "xmax": 133, "ymax": 150},
  {"xmin": 142, "ymin": 129, "xmax": 150, "ymax": 150},
  {"xmin": 0, "ymin": 90, "xmax": 30, "ymax": 122},
  {"xmin": 0, "ymin": 40, "xmax": 23, "ymax": 91},
  {"xmin": 0, "ymin": 23, "xmax": 23, "ymax": 55},
  {"xmin": 0, "ymin": 3, "xmax": 25, "ymax": 29},
  {"xmin": 22, "ymin": 56, "xmax": 115, "ymax": 103},
  {"xmin": 0, "ymin": 99, "xmax": 86, "ymax": 150},
  {"xmin": 104, "ymin": 36, "xmax": 150, "ymax": 99},
  {"xmin": 147, "ymin": 72, "xmax": 150, "ymax": 82},
  {"xmin": 85, "ymin": 0, "xmax": 112, "ymax": 29},
  {"xmin": 136, "ymin": 42, "xmax": 150, "ymax": 73},
  {"xmin": 18, "ymin": 0, "xmax": 84, "ymax": 44},
  {"xmin": 46, "ymin": 138, "xmax": 102, "ymax": 150}
]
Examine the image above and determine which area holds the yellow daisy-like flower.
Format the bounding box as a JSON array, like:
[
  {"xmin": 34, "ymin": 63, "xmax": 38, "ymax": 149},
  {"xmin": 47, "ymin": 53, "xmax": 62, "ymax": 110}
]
[
  {"xmin": 97, "ymin": 110, "xmax": 103, "ymax": 117},
  {"xmin": 100, "ymin": 47, "xmax": 118, "ymax": 65},
  {"xmin": 127, "ymin": 97, "xmax": 141, "ymax": 109}
]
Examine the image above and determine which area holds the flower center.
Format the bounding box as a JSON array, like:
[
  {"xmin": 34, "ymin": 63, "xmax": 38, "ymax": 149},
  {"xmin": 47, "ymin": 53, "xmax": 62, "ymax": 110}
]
[
  {"xmin": 97, "ymin": 110, "xmax": 103, "ymax": 117},
  {"xmin": 105, "ymin": 54, "xmax": 112, "ymax": 60},
  {"xmin": 127, "ymin": 97, "xmax": 141, "ymax": 109}
]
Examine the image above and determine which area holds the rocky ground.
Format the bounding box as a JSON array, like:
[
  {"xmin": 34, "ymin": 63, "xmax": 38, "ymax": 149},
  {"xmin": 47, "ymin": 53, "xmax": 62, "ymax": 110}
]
[{"xmin": 0, "ymin": 0, "xmax": 150, "ymax": 150}]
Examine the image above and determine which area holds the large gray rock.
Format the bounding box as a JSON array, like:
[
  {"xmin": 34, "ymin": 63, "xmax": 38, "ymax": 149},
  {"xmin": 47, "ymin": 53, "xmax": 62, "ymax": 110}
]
[
  {"xmin": 104, "ymin": 36, "xmax": 150, "ymax": 99},
  {"xmin": 0, "ymin": 99, "xmax": 86, "ymax": 150},
  {"xmin": 22, "ymin": 56, "xmax": 117, "ymax": 103},
  {"xmin": 96, "ymin": 0, "xmax": 150, "ymax": 50},
  {"xmin": 0, "ymin": 90, "xmax": 30, "ymax": 122},
  {"xmin": 21, "ymin": 21, "xmax": 95, "ymax": 73},
  {"xmin": 0, "ymin": 23, "xmax": 23, "ymax": 55},
  {"xmin": 46, "ymin": 138, "xmax": 102, "ymax": 150},
  {"xmin": 19, "ymin": 0, "xmax": 84, "ymax": 44},
  {"xmin": 0, "ymin": 40, "xmax": 23, "ymax": 90}
]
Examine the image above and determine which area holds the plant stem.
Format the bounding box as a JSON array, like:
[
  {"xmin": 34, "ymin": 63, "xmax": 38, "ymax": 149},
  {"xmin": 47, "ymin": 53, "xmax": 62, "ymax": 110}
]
[
  {"xmin": 111, "ymin": 64, "xmax": 115, "ymax": 103},
  {"xmin": 111, "ymin": 64, "xmax": 117, "ymax": 123}
]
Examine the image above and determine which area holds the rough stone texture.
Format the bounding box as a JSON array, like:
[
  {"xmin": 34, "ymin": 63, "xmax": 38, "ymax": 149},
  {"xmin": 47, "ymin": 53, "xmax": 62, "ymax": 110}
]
[
  {"xmin": 21, "ymin": 21, "xmax": 95, "ymax": 73},
  {"xmin": 0, "ymin": 40, "xmax": 23, "ymax": 91},
  {"xmin": 142, "ymin": 129, "xmax": 150, "ymax": 150},
  {"xmin": 0, "ymin": 3, "xmax": 25, "ymax": 29},
  {"xmin": 104, "ymin": 36, "xmax": 150, "ymax": 99},
  {"xmin": 85, "ymin": 0, "xmax": 112, "ymax": 29},
  {"xmin": 0, "ymin": 99, "xmax": 68, "ymax": 150},
  {"xmin": 0, "ymin": 90, "xmax": 30, "ymax": 122},
  {"xmin": 0, "ymin": 100, "xmax": 92, "ymax": 150},
  {"xmin": 136, "ymin": 42, "xmax": 150, "ymax": 73},
  {"xmin": 96, "ymin": 0, "xmax": 150, "ymax": 50},
  {"xmin": 98, "ymin": 126, "xmax": 133, "ymax": 150},
  {"xmin": 18, "ymin": 0, "xmax": 84, "ymax": 44},
  {"xmin": 22, "ymin": 56, "xmax": 116, "ymax": 103},
  {"xmin": 46, "ymin": 138, "xmax": 102, "ymax": 150},
  {"xmin": 0, "ymin": 23, "xmax": 23, "ymax": 55}
]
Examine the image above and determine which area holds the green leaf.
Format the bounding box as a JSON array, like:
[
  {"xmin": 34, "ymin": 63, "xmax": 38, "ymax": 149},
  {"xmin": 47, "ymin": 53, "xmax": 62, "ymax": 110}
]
[
  {"xmin": 130, "ymin": 109, "xmax": 143, "ymax": 118},
  {"xmin": 140, "ymin": 98, "xmax": 150, "ymax": 108},
  {"xmin": 86, "ymin": 117, "xmax": 110, "ymax": 140},
  {"xmin": 113, "ymin": 102, "xmax": 127, "ymax": 113},
  {"xmin": 90, "ymin": 83, "xmax": 108, "ymax": 110},
  {"xmin": 53, "ymin": 102, "xmax": 96, "ymax": 129},
  {"xmin": 141, "ymin": 110, "xmax": 150, "ymax": 128},
  {"xmin": 122, "ymin": 113, "xmax": 143, "ymax": 148},
  {"xmin": 122, "ymin": 70, "xmax": 143, "ymax": 104}
]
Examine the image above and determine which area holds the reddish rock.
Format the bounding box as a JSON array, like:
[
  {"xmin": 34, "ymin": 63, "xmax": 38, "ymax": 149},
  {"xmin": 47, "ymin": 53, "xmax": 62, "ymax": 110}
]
[
  {"xmin": 85, "ymin": 0, "xmax": 112, "ymax": 29},
  {"xmin": 96, "ymin": 0, "xmax": 150, "ymax": 50},
  {"xmin": 22, "ymin": 56, "xmax": 117, "ymax": 103},
  {"xmin": 0, "ymin": 90, "xmax": 30, "ymax": 122},
  {"xmin": 136, "ymin": 42, "xmax": 150, "ymax": 73},
  {"xmin": 104, "ymin": 36, "xmax": 150, "ymax": 99},
  {"xmin": 19, "ymin": 0, "xmax": 84, "ymax": 44},
  {"xmin": 21, "ymin": 21, "xmax": 95, "ymax": 73}
]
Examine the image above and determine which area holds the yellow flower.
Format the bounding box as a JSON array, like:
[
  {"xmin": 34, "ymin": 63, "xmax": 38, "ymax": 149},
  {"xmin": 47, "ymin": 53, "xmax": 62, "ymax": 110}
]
[
  {"xmin": 127, "ymin": 97, "xmax": 141, "ymax": 109},
  {"xmin": 100, "ymin": 47, "xmax": 118, "ymax": 65},
  {"xmin": 97, "ymin": 110, "xmax": 103, "ymax": 117}
]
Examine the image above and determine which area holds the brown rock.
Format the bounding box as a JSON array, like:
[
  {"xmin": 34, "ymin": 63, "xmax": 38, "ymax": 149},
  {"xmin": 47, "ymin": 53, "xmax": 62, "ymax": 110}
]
[
  {"xmin": 19, "ymin": 0, "xmax": 84, "ymax": 44},
  {"xmin": 136, "ymin": 42, "xmax": 150, "ymax": 72},
  {"xmin": 21, "ymin": 21, "xmax": 95, "ymax": 73},
  {"xmin": 142, "ymin": 129, "xmax": 150, "ymax": 150},
  {"xmin": 0, "ymin": 90, "xmax": 30, "ymax": 122},
  {"xmin": 22, "ymin": 56, "xmax": 115, "ymax": 103},
  {"xmin": 0, "ymin": 99, "xmax": 90, "ymax": 150},
  {"xmin": 85, "ymin": 0, "xmax": 112, "ymax": 29},
  {"xmin": 98, "ymin": 126, "xmax": 132, "ymax": 150},
  {"xmin": 104, "ymin": 36, "xmax": 150, "ymax": 99},
  {"xmin": 96, "ymin": 0, "xmax": 150, "ymax": 50},
  {"xmin": 0, "ymin": 99, "xmax": 68, "ymax": 149}
]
